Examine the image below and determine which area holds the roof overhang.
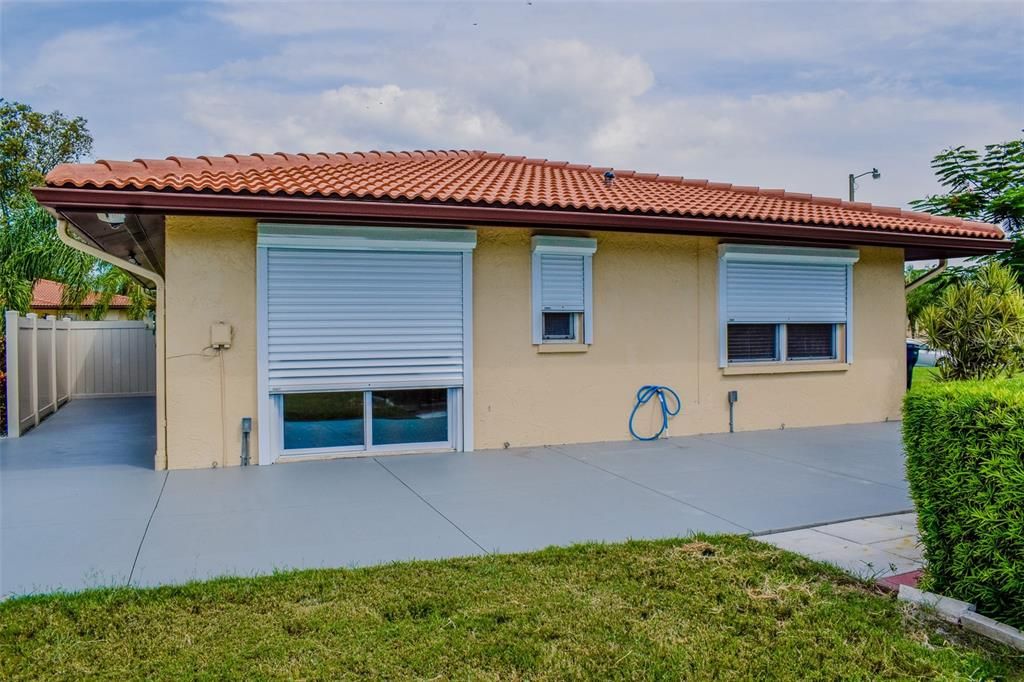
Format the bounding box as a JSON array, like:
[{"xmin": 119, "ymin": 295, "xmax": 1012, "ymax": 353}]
[{"xmin": 33, "ymin": 186, "xmax": 1011, "ymax": 262}]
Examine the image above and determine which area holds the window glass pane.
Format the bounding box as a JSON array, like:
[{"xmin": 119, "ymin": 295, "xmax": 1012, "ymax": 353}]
[
  {"xmin": 283, "ymin": 392, "xmax": 364, "ymax": 450},
  {"xmin": 543, "ymin": 312, "xmax": 576, "ymax": 340},
  {"xmin": 787, "ymin": 324, "xmax": 836, "ymax": 360},
  {"xmin": 727, "ymin": 324, "xmax": 778, "ymax": 362},
  {"xmin": 372, "ymin": 389, "xmax": 449, "ymax": 445}
]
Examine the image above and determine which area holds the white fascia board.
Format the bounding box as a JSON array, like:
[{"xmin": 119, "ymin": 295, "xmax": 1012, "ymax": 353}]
[
  {"xmin": 532, "ymin": 235, "xmax": 598, "ymax": 255},
  {"xmin": 719, "ymin": 244, "xmax": 860, "ymax": 265},
  {"xmin": 258, "ymin": 223, "xmax": 478, "ymax": 251}
]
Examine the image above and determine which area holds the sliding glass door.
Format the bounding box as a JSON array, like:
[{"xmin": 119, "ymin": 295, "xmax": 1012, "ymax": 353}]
[{"xmin": 279, "ymin": 388, "xmax": 452, "ymax": 457}]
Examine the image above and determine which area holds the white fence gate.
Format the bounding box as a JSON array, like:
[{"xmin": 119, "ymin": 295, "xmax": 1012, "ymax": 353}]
[{"xmin": 4, "ymin": 311, "xmax": 156, "ymax": 437}]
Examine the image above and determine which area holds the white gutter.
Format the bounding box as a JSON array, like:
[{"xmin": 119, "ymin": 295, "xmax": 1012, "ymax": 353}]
[
  {"xmin": 905, "ymin": 259, "xmax": 948, "ymax": 292},
  {"xmin": 54, "ymin": 216, "xmax": 168, "ymax": 470}
]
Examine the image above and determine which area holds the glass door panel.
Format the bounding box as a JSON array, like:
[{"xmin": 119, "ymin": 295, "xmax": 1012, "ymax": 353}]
[{"xmin": 371, "ymin": 388, "xmax": 449, "ymax": 446}]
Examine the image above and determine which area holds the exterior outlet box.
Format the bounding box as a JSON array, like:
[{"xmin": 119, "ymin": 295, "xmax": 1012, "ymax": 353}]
[{"xmin": 211, "ymin": 322, "xmax": 233, "ymax": 349}]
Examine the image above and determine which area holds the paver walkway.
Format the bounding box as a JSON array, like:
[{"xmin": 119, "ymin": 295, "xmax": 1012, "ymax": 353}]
[
  {"xmin": 3, "ymin": 398, "xmax": 913, "ymax": 596},
  {"xmin": 757, "ymin": 512, "xmax": 923, "ymax": 579}
]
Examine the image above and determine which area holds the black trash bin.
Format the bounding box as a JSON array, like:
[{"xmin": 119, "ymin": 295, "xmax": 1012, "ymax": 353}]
[{"xmin": 906, "ymin": 341, "xmax": 922, "ymax": 389}]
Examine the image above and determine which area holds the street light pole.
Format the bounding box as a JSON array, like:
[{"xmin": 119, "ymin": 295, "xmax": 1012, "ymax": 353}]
[{"xmin": 849, "ymin": 168, "xmax": 881, "ymax": 201}]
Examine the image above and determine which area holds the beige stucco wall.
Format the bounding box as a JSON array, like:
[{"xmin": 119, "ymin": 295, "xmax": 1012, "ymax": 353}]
[
  {"xmin": 472, "ymin": 228, "xmax": 906, "ymax": 449},
  {"xmin": 159, "ymin": 219, "xmax": 905, "ymax": 468},
  {"xmin": 164, "ymin": 216, "xmax": 258, "ymax": 469}
]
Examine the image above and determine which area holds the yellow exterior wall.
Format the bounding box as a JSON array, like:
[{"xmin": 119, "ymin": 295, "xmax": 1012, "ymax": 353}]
[
  {"xmin": 164, "ymin": 216, "xmax": 258, "ymax": 469},
  {"xmin": 473, "ymin": 228, "xmax": 906, "ymax": 449},
  {"xmin": 159, "ymin": 220, "xmax": 905, "ymax": 468}
]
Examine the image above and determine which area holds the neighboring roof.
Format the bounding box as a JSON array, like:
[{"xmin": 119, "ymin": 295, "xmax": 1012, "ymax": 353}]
[
  {"xmin": 32, "ymin": 279, "xmax": 130, "ymax": 309},
  {"xmin": 44, "ymin": 150, "xmax": 1003, "ymax": 241}
]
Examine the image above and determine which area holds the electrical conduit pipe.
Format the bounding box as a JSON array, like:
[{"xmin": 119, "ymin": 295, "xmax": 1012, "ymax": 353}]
[{"xmin": 54, "ymin": 216, "xmax": 168, "ymax": 470}]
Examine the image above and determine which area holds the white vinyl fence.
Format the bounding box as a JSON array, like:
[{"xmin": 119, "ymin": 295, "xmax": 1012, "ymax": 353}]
[{"xmin": 4, "ymin": 311, "xmax": 156, "ymax": 437}]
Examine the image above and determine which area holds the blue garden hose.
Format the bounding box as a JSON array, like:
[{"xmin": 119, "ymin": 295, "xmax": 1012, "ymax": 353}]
[{"xmin": 628, "ymin": 385, "xmax": 681, "ymax": 441}]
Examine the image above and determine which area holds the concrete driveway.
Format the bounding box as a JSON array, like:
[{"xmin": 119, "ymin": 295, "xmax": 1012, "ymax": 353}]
[{"xmin": 1, "ymin": 398, "xmax": 911, "ymax": 596}]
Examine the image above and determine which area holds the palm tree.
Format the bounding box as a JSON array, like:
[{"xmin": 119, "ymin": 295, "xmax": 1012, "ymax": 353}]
[{"xmin": 0, "ymin": 205, "xmax": 95, "ymax": 316}]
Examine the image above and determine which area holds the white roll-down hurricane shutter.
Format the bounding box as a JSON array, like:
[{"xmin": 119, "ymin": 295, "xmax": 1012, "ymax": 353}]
[{"xmin": 265, "ymin": 237, "xmax": 471, "ymax": 393}]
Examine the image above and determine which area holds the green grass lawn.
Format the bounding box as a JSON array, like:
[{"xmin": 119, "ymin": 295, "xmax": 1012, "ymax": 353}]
[
  {"xmin": 912, "ymin": 365, "xmax": 940, "ymax": 386},
  {"xmin": 2, "ymin": 537, "xmax": 1020, "ymax": 680}
]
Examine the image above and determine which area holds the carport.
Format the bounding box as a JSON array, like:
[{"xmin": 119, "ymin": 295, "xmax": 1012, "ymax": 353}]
[{"xmin": 1, "ymin": 397, "xmax": 911, "ymax": 596}]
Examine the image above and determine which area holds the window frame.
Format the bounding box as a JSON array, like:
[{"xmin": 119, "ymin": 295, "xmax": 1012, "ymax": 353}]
[
  {"xmin": 785, "ymin": 322, "xmax": 839, "ymax": 362},
  {"xmin": 276, "ymin": 388, "xmax": 458, "ymax": 460},
  {"xmin": 726, "ymin": 322, "xmax": 841, "ymax": 364},
  {"xmin": 726, "ymin": 323, "xmax": 783, "ymax": 364},
  {"xmin": 542, "ymin": 311, "xmax": 581, "ymax": 343},
  {"xmin": 531, "ymin": 236, "xmax": 597, "ymax": 346},
  {"xmin": 718, "ymin": 245, "xmax": 859, "ymax": 368}
]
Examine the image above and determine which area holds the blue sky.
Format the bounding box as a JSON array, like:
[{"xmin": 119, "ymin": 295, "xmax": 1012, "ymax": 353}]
[{"xmin": 2, "ymin": 0, "xmax": 1022, "ymax": 210}]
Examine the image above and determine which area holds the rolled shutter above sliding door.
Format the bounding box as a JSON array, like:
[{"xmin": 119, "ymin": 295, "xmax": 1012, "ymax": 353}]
[{"xmin": 266, "ymin": 248, "xmax": 466, "ymax": 393}]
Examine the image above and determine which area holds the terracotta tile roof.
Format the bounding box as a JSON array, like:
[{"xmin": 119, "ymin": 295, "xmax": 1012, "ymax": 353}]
[
  {"xmin": 32, "ymin": 279, "xmax": 131, "ymax": 309},
  {"xmin": 45, "ymin": 150, "xmax": 1003, "ymax": 240}
]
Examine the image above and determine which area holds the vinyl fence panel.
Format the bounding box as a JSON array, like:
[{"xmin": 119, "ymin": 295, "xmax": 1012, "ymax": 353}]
[{"xmin": 3, "ymin": 313, "xmax": 155, "ymax": 436}]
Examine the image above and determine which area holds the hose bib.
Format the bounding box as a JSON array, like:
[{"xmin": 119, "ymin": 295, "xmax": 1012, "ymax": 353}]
[{"xmin": 628, "ymin": 385, "xmax": 681, "ymax": 441}]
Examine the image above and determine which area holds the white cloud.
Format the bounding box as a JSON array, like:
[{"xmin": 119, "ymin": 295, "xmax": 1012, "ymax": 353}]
[{"xmin": 182, "ymin": 82, "xmax": 528, "ymax": 154}]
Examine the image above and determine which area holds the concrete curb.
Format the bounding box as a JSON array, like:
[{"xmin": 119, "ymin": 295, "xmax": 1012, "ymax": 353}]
[
  {"xmin": 898, "ymin": 585, "xmax": 1024, "ymax": 651},
  {"xmin": 961, "ymin": 611, "xmax": 1024, "ymax": 652},
  {"xmin": 897, "ymin": 585, "xmax": 974, "ymax": 623}
]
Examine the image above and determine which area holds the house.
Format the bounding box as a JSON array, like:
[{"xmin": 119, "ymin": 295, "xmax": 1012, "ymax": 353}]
[
  {"xmin": 33, "ymin": 150, "xmax": 1008, "ymax": 470},
  {"xmin": 30, "ymin": 278, "xmax": 132, "ymax": 320}
]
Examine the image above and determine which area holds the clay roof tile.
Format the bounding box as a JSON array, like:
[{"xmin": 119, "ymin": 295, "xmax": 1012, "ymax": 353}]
[{"xmin": 42, "ymin": 148, "xmax": 1005, "ymax": 240}]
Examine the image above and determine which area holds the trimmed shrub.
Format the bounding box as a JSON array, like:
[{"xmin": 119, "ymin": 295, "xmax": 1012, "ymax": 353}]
[{"xmin": 903, "ymin": 378, "xmax": 1024, "ymax": 627}]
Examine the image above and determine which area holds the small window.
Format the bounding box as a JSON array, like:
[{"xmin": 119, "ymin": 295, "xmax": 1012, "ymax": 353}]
[
  {"xmin": 532, "ymin": 236, "xmax": 596, "ymax": 345},
  {"xmin": 787, "ymin": 324, "xmax": 836, "ymax": 360},
  {"xmin": 543, "ymin": 312, "xmax": 577, "ymax": 341},
  {"xmin": 727, "ymin": 324, "xmax": 779, "ymax": 363}
]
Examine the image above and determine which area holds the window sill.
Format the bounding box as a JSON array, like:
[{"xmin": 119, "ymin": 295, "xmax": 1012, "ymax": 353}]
[
  {"xmin": 722, "ymin": 361, "xmax": 849, "ymax": 376},
  {"xmin": 536, "ymin": 344, "xmax": 589, "ymax": 354}
]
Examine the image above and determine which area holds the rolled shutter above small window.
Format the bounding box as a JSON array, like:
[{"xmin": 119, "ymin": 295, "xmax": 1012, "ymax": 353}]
[
  {"xmin": 718, "ymin": 245, "xmax": 859, "ymax": 367},
  {"xmin": 532, "ymin": 236, "xmax": 597, "ymax": 344},
  {"xmin": 540, "ymin": 254, "xmax": 585, "ymax": 312}
]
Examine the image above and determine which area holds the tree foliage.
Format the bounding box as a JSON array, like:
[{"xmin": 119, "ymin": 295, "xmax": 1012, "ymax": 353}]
[
  {"xmin": 919, "ymin": 263, "xmax": 1024, "ymax": 381},
  {"xmin": 904, "ymin": 265, "xmax": 971, "ymax": 338},
  {"xmin": 0, "ymin": 99, "xmax": 92, "ymax": 217},
  {"xmin": 0, "ymin": 99, "xmax": 152, "ymax": 322},
  {"xmin": 910, "ymin": 138, "xmax": 1024, "ymax": 281}
]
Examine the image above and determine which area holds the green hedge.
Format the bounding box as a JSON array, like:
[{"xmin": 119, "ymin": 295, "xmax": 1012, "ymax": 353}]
[{"xmin": 903, "ymin": 378, "xmax": 1024, "ymax": 628}]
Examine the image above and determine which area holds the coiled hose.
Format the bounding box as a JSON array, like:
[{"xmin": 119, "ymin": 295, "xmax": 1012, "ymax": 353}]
[{"xmin": 628, "ymin": 385, "xmax": 681, "ymax": 441}]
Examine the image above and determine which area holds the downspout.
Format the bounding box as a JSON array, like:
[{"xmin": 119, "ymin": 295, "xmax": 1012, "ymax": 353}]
[
  {"xmin": 905, "ymin": 259, "xmax": 947, "ymax": 292},
  {"xmin": 54, "ymin": 216, "xmax": 168, "ymax": 470}
]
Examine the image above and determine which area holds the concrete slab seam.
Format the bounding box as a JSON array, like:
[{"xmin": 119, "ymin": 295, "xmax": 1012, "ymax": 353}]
[
  {"xmin": 690, "ymin": 434, "xmax": 908, "ymax": 491},
  {"xmin": 128, "ymin": 471, "xmax": 169, "ymax": 586},
  {"xmin": 372, "ymin": 458, "xmax": 489, "ymax": 554},
  {"xmin": 548, "ymin": 445, "xmax": 753, "ymax": 533}
]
